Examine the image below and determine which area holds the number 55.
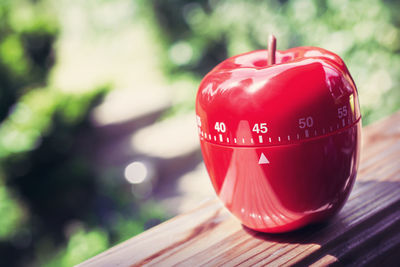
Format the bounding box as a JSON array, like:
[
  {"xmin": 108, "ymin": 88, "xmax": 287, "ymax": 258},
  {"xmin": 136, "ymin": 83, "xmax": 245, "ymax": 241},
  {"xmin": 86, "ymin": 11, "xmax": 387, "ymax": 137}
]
[{"xmin": 338, "ymin": 106, "xmax": 347, "ymax": 119}]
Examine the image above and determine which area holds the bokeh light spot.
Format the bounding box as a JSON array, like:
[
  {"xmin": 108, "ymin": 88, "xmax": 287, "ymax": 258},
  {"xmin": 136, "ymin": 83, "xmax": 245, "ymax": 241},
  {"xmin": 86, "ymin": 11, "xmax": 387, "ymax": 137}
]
[
  {"xmin": 124, "ymin": 161, "xmax": 148, "ymax": 184},
  {"xmin": 169, "ymin": 41, "xmax": 193, "ymax": 65}
]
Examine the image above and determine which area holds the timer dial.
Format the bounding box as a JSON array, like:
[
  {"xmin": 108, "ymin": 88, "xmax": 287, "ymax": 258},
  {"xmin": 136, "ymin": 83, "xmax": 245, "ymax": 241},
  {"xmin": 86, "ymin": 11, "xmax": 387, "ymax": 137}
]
[{"xmin": 196, "ymin": 43, "xmax": 361, "ymax": 233}]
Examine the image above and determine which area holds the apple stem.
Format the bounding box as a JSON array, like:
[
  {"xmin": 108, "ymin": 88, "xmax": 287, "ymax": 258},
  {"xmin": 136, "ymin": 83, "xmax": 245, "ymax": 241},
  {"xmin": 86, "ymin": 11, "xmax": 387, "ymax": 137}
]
[{"xmin": 268, "ymin": 34, "xmax": 276, "ymax": 66}]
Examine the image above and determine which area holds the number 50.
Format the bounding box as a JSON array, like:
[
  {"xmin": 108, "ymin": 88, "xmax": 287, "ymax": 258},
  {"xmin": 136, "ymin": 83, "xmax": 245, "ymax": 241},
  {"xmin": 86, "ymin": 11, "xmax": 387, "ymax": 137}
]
[{"xmin": 299, "ymin": 116, "xmax": 313, "ymax": 128}]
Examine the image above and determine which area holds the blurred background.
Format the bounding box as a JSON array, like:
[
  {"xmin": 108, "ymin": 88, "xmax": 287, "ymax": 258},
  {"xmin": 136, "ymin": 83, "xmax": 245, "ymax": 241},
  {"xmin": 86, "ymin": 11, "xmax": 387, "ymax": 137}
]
[{"xmin": 0, "ymin": 0, "xmax": 399, "ymax": 266}]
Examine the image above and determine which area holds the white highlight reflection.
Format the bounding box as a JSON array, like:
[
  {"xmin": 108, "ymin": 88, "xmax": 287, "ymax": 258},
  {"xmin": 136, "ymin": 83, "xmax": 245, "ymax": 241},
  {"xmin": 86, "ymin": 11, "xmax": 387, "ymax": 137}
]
[{"xmin": 124, "ymin": 161, "xmax": 148, "ymax": 184}]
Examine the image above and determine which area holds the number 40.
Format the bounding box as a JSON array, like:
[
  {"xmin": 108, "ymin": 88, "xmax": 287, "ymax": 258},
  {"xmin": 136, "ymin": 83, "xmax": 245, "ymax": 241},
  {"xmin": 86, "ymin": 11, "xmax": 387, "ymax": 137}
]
[{"xmin": 214, "ymin": 122, "xmax": 226, "ymax": 132}]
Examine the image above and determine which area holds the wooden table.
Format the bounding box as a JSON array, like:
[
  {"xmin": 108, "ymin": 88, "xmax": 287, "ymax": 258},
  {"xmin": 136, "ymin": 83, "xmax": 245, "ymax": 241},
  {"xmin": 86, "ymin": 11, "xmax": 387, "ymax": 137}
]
[{"xmin": 79, "ymin": 111, "xmax": 400, "ymax": 266}]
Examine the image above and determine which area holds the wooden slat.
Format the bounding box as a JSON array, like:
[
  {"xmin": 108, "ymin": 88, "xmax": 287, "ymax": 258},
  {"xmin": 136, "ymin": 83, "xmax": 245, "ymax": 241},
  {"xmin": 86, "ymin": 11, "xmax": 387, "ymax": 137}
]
[{"xmin": 78, "ymin": 110, "xmax": 400, "ymax": 267}]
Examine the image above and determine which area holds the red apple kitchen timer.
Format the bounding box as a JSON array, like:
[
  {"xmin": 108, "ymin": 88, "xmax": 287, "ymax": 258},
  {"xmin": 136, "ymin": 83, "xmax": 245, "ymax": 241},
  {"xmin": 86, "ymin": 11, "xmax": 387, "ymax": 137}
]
[{"xmin": 195, "ymin": 35, "xmax": 362, "ymax": 233}]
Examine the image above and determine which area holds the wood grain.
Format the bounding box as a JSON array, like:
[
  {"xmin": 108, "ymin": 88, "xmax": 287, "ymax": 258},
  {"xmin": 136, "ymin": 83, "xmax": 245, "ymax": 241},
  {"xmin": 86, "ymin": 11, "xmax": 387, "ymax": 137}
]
[{"xmin": 78, "ymin": 111, "xmax": 400, "ymax": 267}]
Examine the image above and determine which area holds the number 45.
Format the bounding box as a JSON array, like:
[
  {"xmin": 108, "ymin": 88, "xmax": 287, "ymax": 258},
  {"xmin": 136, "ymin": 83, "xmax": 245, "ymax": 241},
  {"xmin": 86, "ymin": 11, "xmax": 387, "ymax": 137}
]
[{"xmin": 252, "ymin": 123, "xmax": 268, "ymax": 133}]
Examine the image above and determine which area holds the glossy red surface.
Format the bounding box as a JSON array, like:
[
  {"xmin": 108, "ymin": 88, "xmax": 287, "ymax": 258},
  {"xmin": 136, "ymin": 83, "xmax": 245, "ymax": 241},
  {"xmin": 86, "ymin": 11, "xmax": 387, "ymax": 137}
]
[{"xmin": 196, "ymin": 47, "xmax": 362, "ymax": 233}]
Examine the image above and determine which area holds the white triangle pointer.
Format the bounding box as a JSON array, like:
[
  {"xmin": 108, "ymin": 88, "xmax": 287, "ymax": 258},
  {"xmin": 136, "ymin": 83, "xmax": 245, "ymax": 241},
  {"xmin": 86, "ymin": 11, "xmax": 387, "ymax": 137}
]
[{"xmin": 258, "ymin": 153, "xmax": 270, "ymax": 164}]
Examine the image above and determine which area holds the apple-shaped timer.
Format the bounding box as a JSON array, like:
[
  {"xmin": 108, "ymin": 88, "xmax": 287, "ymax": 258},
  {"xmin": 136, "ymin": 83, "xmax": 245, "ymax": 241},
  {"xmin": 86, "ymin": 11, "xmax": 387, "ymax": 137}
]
[{"xmin": 195, "ymin": 35, "xmax": 361, "ymax": 233}]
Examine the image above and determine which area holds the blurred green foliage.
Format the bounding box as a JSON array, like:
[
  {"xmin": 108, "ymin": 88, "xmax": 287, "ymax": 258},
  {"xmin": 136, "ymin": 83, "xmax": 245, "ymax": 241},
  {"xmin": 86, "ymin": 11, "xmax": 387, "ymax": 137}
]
[
  {"xmin": 0, "ymin": 1, "xmax": 166, "ymax": 266},
  {"xmin": 0, "ymin": 182, "xmax": 23, "ymax": 239},
  {"xmin": 0, "ymin": 0, "xmax": 57, "ymax": 121},
  {"xmin": 42, "ymin": 227, "xmax": 109, "ymax": 267},
  {"xmin": 0, "ymin": 0, "xmax": 57, "ymax": 258},
  {"xmin": 142, "ymin": 0, "xmax": 400, "ymax": 124}
]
